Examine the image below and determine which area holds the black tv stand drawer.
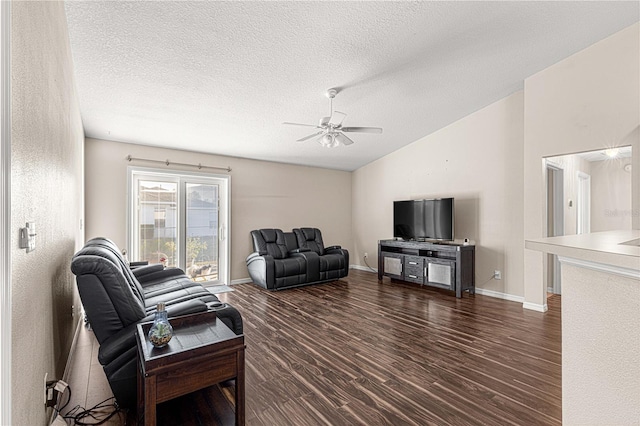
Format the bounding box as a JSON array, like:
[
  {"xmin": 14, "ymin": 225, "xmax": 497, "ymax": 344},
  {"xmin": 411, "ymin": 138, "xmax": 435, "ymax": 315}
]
[{"xmin": 377, "ymin": 239, "xmax": 475, "ymax": 298}]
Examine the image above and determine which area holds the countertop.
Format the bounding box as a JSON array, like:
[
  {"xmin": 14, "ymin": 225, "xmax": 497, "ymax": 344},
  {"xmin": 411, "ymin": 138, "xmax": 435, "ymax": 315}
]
[{"xmin": 525, "ymin": 230, "xmax": 640, "ymax": 271}]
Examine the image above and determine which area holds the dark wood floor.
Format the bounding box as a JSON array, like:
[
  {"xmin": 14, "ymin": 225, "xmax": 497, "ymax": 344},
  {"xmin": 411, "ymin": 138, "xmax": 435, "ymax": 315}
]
[{"xmin": 66, "ymin": 269, "xmax": 562, "ymax": 425}]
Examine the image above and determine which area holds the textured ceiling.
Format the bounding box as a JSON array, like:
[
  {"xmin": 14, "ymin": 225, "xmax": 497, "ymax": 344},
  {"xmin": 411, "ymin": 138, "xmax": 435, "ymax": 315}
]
[{"xmin": 64, "ymin": 1, "xmax": 639, "ymax": 171}]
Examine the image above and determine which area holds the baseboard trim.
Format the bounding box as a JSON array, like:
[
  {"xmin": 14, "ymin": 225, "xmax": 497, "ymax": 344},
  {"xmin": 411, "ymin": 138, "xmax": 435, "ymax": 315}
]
[
  {"xmin": 474, "ymin": 288, "xmax": 524, "ymax": 303},
  {"xmin": 62, "ymin": 317, "xmax": 83, "ymax": 383},
  {"xmin": 50, "ymin": 316, "xmax": 83, "ymax": 424},
  {"xmin": 230, "ymin": 278, "xmax": 252, "ymax": 285},
  {"xmin": 522, "ymin": 302, "xmax": 549, "ymax": 313},
  {"xmin": 350, "ymin": 264, "xmax": 377, "ymax": 273}
]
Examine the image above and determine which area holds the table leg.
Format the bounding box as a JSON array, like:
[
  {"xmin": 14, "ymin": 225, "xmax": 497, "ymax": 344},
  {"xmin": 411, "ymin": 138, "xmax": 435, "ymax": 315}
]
[
  {"xmin": 137, "ymin": 357, "xmax": 143, "ymax": 425},
  {"xmin": 235, "ymin": 349, "xmax": 245, "ymax": 426},
  {"xmin": 144, "ymin": 375, "xmax": 157, "ymax": 426}
]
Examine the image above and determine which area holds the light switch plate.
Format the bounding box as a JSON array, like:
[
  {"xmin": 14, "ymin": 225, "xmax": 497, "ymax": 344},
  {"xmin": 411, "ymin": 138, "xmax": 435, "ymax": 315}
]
[{"xmin": 19, "ymin": 222, "xmax": 36, "ymax": 253}]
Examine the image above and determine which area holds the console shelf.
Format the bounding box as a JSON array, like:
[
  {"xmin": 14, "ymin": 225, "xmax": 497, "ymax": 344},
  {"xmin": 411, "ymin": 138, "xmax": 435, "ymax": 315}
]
[{"xmin": 378, "ymin": 239, "xmax": 475, "ymax": 298}]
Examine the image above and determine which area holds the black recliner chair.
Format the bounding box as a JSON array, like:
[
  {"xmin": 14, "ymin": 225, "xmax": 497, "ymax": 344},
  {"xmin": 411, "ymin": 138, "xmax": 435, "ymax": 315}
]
[
  {"xmin": 293, "ymin": 227, "xmax": 349, "ymax": 281},
  {"xmin": 246, "ymin": 228, "xmax": 348, "ymax": 290},
  {"xmin": 71, "ymin": 238, "xmax": 243, "ymax": 409}
]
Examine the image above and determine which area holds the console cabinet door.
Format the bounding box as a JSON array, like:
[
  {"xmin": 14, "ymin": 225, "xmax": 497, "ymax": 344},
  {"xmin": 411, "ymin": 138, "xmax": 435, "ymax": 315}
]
[
  {"xmin": 425, "ymin": 257, "xmax": 456, "ymax": 290},
  {"xmin": 382, "ymin": 253, "xmax": 404, "ymax": 280}
]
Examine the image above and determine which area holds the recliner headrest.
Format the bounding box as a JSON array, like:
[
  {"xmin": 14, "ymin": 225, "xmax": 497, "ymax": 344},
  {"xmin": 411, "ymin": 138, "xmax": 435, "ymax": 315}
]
[
  {"xmin": 251, "ymin": 229, "xmax": 289, "ymax": 259},
  {"xmin": 293, "ymin": 227, "xmax": 325, "ymax": 255},
  {"xmin": 260, "ymin": 229, "xmax": 279, "ymax": 243}
]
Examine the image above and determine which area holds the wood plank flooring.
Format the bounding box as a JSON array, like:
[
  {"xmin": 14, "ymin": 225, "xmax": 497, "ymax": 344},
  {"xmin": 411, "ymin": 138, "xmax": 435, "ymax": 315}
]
[{"xmin": 66, "ymin": 269, "xmax": 561, "ymax": 425}]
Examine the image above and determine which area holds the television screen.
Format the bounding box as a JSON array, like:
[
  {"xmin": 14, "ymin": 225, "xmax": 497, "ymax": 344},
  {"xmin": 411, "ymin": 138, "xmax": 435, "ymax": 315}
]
[{"xmin": 393, "ymin": 198, "xmax": 454, "ymax": 241}]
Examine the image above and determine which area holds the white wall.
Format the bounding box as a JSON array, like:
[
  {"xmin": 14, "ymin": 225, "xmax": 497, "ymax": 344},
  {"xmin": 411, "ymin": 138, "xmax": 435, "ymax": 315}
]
[
  {"xmin": 561, "ymin": 263, "xmax": 640, "ymax": 424},
  {"xmin": 545, "ymin": 153, "xmax": 592, "ymax": 237},
  {"xmin": 523, "ymin": 22, "xmax": 640, "ymax": 309},
  {"xmin": 84, "ymin": 138, "xmax": 352, "ymax": 281},
  {"xmin": 10, "ymin": 2, "xmax": 84, "ymax": 425},
  {"xmin": 591, "ymin": 156, "xmax": 633, "ymax": 231},
  {"xmin": 352, "ymin": 92, "xmax": 524, "ymax": 297}
]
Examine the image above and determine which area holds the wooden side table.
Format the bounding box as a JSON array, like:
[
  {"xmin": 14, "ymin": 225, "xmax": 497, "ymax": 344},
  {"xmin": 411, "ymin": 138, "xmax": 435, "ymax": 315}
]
[{"xmin": 136, "ymin": 311, "xmax": 245, "ymax": 425}]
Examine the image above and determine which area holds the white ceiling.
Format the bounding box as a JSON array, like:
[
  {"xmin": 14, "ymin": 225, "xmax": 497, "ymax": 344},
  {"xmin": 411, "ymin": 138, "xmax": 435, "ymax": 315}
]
[{"xmin": 64, "ymin": 1, "xmax": 639, "ymax": 172}]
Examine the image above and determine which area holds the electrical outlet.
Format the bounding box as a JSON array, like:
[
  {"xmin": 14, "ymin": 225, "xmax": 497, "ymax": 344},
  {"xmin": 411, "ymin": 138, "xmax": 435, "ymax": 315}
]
[
  {"xmin": 494, "ymin": 270, "xmax": 502, "ymax": 280},
  {"xmin": 364, "ymin": 252, "xmax": 368, "ymax": 258},
  {"xmin": 71, "ymin": 305, "xmax": 75, "ymax": 317},
  {"xmin": 45, "ymin": 378, "xmax": 59, "ymax": 408}
]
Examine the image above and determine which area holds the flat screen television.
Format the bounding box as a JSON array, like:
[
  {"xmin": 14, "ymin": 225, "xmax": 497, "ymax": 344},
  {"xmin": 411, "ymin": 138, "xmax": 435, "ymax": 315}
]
[{"xmin": 393, "ymin": 198, "xmax": 454, "ymax": 241}]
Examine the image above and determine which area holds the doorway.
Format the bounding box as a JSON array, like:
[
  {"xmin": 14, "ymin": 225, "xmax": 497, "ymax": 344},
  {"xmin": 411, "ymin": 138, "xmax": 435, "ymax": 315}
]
[
  {"xmin": 546, "ymin": 160, "xmax": 564, "ymax": 295},
  {"xmin": 128, "ymin": 168, "xmax": 231, "ymax": 286},
  {"xmin": 576, "ymin": 171, "xmax": 591, "ymax": 234},
  {"xmin": 543, "ymin": 145, "xmax": 633, "ymax": 297}
]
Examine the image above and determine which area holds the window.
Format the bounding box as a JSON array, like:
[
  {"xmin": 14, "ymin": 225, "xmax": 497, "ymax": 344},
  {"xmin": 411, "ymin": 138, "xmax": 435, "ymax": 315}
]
[{"xmin": 128, "ymin": 167, "xmax": 230, "ymax": 285}]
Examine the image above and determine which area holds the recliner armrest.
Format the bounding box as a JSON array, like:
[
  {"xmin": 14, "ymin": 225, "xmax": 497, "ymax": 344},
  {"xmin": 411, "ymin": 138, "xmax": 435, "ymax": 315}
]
[
  {"xmin": 325, "ymin": 245, "xmax": 342, "ymax": 252},
  {"xmin": 129, "ymin": 260, "xmax": 149, "ymax": 268},
  {"xmin": 246, "ymin": 252, "xmax": 261, "ymax": 262},
  {"xmin": 137, "ymin": 267, "xmax": 187, "ymax": 285},
  {"xmin": 132, "ymin": 263, "xmax": 164, "ymax": 278},
  {"xmin": 289, "ymin": 248, "xmax": 311, "ymax": 254},
  {"xmin": 247, "ymin": 253, "xmax": 273, "ymax": 265},
  {"xmin": 98, "ymin": 323, "xmax": 139, "ymax": 366},
  {"xmin": 165, "ymin": 298, "xmax": 209, "ymax": 317}
]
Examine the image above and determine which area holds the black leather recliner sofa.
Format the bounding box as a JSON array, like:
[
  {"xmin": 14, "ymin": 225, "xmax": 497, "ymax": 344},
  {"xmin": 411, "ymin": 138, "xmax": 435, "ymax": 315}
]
[
  {"xmin": 71, "ymin": 237, "xmax": 243, "ymax": 409},
  {"xmin": 246, "ymin": 227, "xmax": 349, "ymax": 290}
]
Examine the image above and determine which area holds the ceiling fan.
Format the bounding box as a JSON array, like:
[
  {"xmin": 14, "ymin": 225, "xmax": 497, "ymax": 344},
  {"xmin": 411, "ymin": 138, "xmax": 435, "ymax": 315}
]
[{"xmin": 283, "ymin": 88, "xmax": 383, "ymax": 148}]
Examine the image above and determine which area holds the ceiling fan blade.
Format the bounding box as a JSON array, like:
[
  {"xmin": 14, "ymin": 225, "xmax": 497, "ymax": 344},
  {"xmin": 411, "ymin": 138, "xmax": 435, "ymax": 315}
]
[
  {"xmin": 328, "ymin": 111, "xmax": 346, "ymax": 126},
  {"xmin": 296, "ymin": 131, "xmax": 323, "ymax": 142},
  {"xmin": 283, "ymin": 122, "xmax": 318, "ymax": 128},
  {"xmin": 335, "ymin": 133, "xmax": 354, "ymax": 146},
  {"xmin": 341, "ymin": 126, "xmax": 383, "ymax": 134}
]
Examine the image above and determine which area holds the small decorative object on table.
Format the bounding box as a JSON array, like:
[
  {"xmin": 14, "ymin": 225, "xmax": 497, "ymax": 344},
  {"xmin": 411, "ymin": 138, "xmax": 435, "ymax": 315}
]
[{"xmin": 148, "ymin": 302, "xmax": 173, "ymax": 348}]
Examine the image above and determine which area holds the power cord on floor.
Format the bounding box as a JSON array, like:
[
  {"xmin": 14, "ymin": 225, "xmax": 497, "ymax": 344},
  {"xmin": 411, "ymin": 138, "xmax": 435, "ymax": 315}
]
[
  {"xmin": 62, "ymin": 396, "xmax": 125, "ymax": 425},
  {"xmin": 477, "ymin": 273, "xmax": 497, "ymax": 288},
  {"xmin": 54, "ymin": 383, "xmax": 72, "ymax": 416},
  {"xmin": 363, "ymin": 255, "xmax": 377, "ymax": 272}
]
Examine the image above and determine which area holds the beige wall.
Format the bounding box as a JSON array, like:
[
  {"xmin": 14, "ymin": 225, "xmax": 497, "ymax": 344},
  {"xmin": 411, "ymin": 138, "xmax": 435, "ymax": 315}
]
[
  {"xmin": 84, "ymin": 138, "xmax": 352, "ymax": 281},
  {"xmin": 523, "ymin": 22, "xmax": 640, "ymax": 309},
  {"xmin": 10, "ymin": 2, "xmax": 84, "ymax": 425},
  {"xmin": 591, "ymin": 156, "xmax": 633, "ymax": 232},
  {"xmin": 352, "ymin": 92, "xmax": 525, "ymax": 297}
]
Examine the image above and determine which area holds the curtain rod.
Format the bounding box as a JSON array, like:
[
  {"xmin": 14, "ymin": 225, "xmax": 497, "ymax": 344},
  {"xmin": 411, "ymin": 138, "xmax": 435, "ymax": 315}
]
[{"xmin": 126, "ymin": 155, "xmax": 231, "ymax": 173}]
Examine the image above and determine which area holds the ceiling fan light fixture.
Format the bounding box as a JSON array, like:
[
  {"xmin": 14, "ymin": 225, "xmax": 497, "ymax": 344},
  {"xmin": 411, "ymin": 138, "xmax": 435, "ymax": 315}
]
[{"xmin": 320, "ymin": 133, "xmax": 338, "ymax": 148}]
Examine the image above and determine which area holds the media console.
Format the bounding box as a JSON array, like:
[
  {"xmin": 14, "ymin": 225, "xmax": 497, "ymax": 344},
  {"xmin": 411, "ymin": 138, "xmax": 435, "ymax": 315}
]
[{"xmin": 378, "ymin": 239, "xmax": 475, "ymax": 298}]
